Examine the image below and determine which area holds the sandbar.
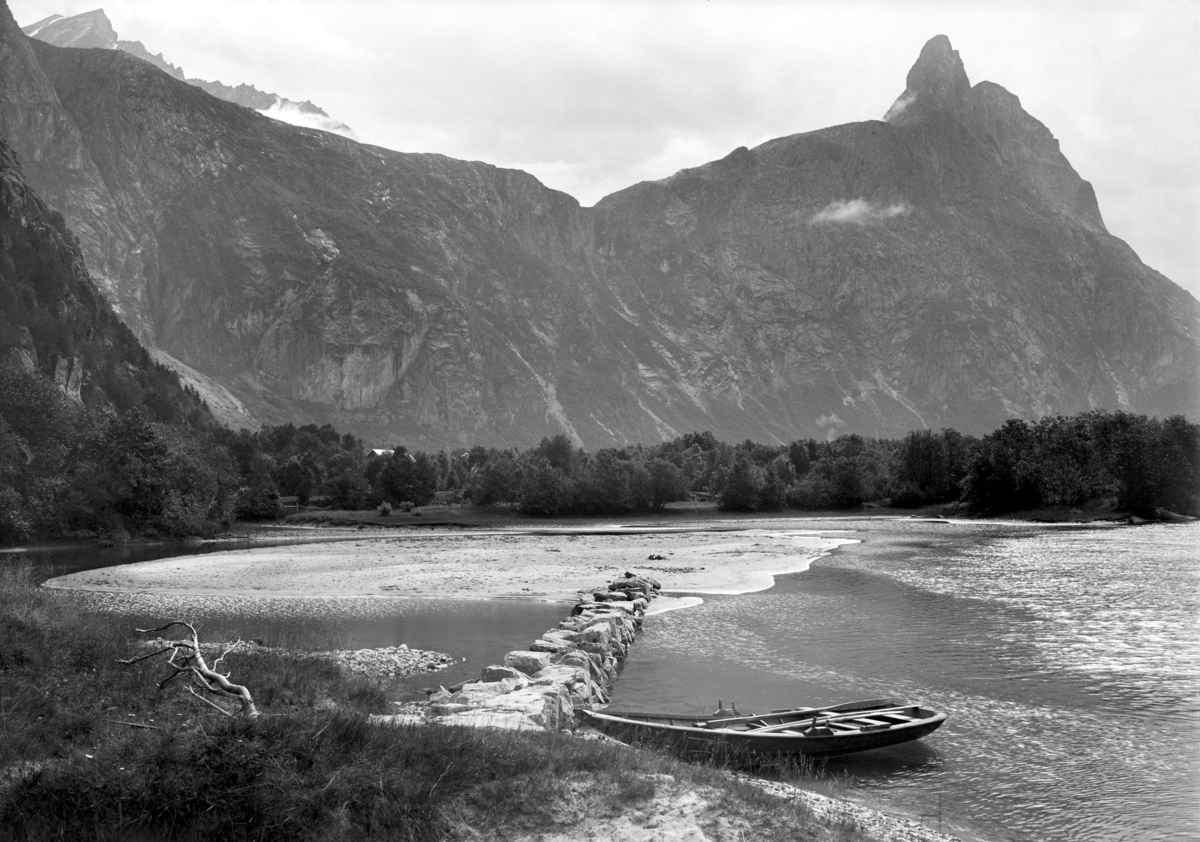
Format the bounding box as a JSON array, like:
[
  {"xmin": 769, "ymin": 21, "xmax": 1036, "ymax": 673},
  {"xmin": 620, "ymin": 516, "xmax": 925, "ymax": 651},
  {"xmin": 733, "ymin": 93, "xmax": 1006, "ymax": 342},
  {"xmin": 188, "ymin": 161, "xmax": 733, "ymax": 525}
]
[{"xmin": 45, "ymin": 527, "xmax": 856, "ymax": 605}]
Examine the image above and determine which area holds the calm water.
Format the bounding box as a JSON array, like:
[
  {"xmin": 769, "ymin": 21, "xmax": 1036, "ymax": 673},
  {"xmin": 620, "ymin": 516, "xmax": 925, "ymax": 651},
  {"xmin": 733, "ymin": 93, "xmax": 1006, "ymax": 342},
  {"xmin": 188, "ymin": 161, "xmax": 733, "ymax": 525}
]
[
  {"xmin": 15, "ymin": 535, "xmax": 567, "ymax": 694},
  {"xmin": 609, "ymin": 519, "xmax": 1200, "ymax": 842}
]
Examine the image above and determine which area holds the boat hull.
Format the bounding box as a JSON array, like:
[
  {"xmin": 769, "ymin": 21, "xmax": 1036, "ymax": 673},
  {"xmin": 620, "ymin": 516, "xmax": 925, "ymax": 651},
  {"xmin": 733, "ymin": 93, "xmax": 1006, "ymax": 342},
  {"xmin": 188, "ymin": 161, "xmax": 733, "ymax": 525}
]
[{"xmin": 580, "ymin": 702, "xmax": 946, "ymax": 758}]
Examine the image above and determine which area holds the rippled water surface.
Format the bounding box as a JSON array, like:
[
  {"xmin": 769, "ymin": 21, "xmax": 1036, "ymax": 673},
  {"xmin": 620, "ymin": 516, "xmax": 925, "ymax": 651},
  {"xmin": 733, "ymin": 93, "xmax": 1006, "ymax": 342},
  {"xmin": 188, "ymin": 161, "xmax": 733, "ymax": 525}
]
[{"xmin": 610, "ymin": 519, "xmax": 1200, "ymax": 841}]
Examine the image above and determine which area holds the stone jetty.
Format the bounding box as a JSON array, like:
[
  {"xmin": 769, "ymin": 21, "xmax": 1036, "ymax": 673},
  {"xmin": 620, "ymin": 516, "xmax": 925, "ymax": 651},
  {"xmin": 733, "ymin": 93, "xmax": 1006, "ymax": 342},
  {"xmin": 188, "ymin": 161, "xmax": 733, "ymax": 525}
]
[{"xmin": 373, "ymin": 571, "xmax": 662, "ymax": 732}]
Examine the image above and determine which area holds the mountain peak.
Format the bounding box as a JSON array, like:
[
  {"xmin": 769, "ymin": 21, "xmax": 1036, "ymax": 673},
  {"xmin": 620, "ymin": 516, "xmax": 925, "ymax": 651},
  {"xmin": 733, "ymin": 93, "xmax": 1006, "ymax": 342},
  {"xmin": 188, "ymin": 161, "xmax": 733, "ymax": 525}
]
[
  {"xmin": 22, "ymin": 7, "xmax": 354, "ymax": 138},
  {"xmin": 20, "ymin": 7, "xmax": 116, "ymax": 49},
  {"xmin": 908, "ymin": 36, "xmax": 971, "ymax": 99},
  {"xmin": 883, "ymin": 34, "xmax": 972, "ymax": 123}
]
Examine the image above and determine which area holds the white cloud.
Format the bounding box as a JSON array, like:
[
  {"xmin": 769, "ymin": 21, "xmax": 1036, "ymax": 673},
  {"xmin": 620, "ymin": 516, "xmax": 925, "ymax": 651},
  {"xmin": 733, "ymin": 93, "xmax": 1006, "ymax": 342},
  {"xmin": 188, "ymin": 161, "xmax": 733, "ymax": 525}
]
[
  {"xmin": 811, "ymin": 199, "xmax": 911, "ymax": 225},
  {"xmin": 259, "ymin": 99, "xmax": 357, "ymax": 140}
]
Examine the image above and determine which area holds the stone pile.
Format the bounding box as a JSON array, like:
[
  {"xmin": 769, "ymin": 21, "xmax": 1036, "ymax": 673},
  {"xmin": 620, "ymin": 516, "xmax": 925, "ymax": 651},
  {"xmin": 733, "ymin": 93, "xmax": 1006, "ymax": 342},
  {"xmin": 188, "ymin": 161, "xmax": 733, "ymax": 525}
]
[
  {"xmin": 142, "ymin": 639, "xmax": 454, "ymax": 681},
  {"xmin": 373, "ymin": 571, "xmax": 662, "ymax": 733},
  {"xmin": 322, "ymin": 645, "xmax": 454, "ymax": 680}
]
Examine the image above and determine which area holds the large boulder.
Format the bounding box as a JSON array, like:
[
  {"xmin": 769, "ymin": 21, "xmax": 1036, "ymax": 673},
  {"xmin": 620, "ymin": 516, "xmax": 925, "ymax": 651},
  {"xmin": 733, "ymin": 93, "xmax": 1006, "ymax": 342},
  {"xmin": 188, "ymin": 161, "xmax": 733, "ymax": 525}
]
[
  {"xmin": 480, "ymin": 664, "xmax": 526, "ymax": 683},
  {"xmin": 570, "ymin": 601, "xmax": 611, "ymax": 616},
  {"xmin": 450, "ymin": 676, "xmax": 527, "ymax": 705},
  {"xmin": 472, "ymin": 684, "xmax": 575, "ymax": 730},
  {"xmin": 504, "ymin": 650, "xmax": 553, "ymax": 675},
  {"xmin": 577, "ymin": 623, "xmax": 613, "ymax": 646},
  {"xmin": 530, "ymin": 663, "xmax": 592, "ymax": 698},
  {"xmin": 596, "ymin": 601, "xmax": 639, "ymax": 615},
  {"xmin": 623, "ymin": 572, "xmax": 661, "ymax": 590},
  {"xmin": 554, "ymin": 648, "xmax": 606, "ymax": 684},
  {"xmin": 435, "ymin": 710, "xmax": 543, "ymax": 732},
  {"xmin": 610, "ymin": 574, "xmax": 661, "ymax": 596},
  {"xmin": 592, "ymin": 590, "xmax": 630, "ymax": 602},
  {"xmin": 430, "ymin": 702, "xmax": 476, "ymax": 716},
  {"xmin": 529, "ymin": 637, "xmax": 574, "ymax": 654}
]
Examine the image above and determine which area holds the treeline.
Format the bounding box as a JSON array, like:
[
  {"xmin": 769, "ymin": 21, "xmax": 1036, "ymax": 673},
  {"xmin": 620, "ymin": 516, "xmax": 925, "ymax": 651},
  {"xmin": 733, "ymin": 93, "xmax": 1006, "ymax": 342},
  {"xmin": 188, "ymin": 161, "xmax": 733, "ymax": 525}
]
[
  {"xmin": 219, "ymin": 410, "xmax": 1197, "ymax": 519},
  {"xmin": 962, "ymin": 413, "xmax": 1198, "ymax": 515},
  {"xmin": 0, "ymin": 365, "xmax": 233, "ymax": 541},
  {"xmin": 2, "ymin": 395, "xmax": 1197, "ymax": 543}
]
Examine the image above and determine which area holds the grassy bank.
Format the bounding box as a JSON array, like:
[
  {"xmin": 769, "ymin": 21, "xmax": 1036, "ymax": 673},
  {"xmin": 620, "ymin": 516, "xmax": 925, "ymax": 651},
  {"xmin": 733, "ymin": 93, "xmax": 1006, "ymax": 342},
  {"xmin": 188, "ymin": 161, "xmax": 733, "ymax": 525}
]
[{"xmin": 0, "ymin": 563, "xmax": 901, "ymax": 841}]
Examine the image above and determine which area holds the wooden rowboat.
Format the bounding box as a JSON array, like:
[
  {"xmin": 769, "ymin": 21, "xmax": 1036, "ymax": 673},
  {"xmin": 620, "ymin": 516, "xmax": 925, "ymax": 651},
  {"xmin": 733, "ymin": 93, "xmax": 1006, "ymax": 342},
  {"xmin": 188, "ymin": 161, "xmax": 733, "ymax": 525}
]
[{"xmin": 579, "ymin": 698, "xmax": 946, "ymax": 757}]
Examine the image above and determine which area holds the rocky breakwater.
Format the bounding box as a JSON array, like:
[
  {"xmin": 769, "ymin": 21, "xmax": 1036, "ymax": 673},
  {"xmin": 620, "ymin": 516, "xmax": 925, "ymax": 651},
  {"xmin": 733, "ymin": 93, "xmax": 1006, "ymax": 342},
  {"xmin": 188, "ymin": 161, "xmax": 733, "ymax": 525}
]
[{"xmin": 373, "ymin": 572, "xmax": 661, "ymax": 732}]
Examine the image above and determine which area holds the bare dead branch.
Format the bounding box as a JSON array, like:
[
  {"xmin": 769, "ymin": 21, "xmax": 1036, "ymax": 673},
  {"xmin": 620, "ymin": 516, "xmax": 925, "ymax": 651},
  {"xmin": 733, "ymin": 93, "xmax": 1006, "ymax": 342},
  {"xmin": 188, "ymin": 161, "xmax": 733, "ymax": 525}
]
[
  {"xmin": 187, "ymin": 686, "xmax": 235, "ymax": 717},
  {"xmin": 122, "ymin": 621, "xmax": 259, "ymax": 718},
  {"xmin": 211, "ymin": 640, "xmax": 243, "ymax": 675},
  {"xmin": 157, "ymin": 666, "xmax": 189, "ymax": 691},
  {"xmin": 116, "ymin": 645, "xmax": 178, "ymax": 666},
  {"xmin": 133, "ymin": 621, "xmax": 200, "ymax": 638}
]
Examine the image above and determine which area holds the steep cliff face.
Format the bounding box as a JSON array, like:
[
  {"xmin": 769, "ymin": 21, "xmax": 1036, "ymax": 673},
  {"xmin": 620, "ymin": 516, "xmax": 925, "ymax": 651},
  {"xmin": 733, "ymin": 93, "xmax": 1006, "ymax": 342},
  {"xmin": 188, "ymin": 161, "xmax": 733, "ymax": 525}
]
[
  {"xmin": 2, "ymin": 9, "xmax": 1196, "ymax": 447},
  {"xmin": 0, "ymin": 137, "xmax": 208, "ymax": 422},
  {"xmin": 15, "ymin": 18, "xmax": 634, "ymax": 445}
]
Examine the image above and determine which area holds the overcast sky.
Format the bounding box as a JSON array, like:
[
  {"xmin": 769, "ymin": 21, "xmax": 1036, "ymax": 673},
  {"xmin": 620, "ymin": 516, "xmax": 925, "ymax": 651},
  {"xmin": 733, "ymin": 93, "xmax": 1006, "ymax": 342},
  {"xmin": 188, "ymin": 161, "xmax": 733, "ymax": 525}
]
[{"xmin": 12, "ymin": 0, "xmax": 1199, "ymax": 298}]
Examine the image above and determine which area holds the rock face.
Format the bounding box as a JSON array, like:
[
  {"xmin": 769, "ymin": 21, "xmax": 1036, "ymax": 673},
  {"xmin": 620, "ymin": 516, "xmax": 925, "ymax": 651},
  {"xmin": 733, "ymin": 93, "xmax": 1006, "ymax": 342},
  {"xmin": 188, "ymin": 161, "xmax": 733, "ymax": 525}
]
[
  {"xmin": 0, "ymin": 135, "xmax": 206, "ymax": 419},
  {"xmin": 2, "ymin": 6, "xmax": 1196, "ymax": 447}
]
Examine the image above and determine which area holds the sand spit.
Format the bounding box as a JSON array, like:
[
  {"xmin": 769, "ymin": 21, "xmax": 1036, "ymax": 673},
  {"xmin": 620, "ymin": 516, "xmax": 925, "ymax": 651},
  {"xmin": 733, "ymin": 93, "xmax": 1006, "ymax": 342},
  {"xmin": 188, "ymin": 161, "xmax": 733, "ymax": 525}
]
[{"xmin": 45, "ymin": 528, "xmax": 855, "ymax": 603}]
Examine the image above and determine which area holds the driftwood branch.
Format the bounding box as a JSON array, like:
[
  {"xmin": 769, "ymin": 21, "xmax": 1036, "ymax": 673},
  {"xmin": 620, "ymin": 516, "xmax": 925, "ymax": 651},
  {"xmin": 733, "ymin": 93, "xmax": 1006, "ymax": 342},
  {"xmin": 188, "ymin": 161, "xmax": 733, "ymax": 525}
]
[
  {"xmin": 210, "ymin": 640, "xmax": 243, "ymax": 674},
  {"xmin": 119, "ymin": 620, "xmax": 259, "ymax": 718},
  {"xmin": 187, "ymin": 686, "xmax": 236, "ymax": 717},
  {"xmin": 104, "ymin": 719, "xmax": 159, "ymax": 730}
]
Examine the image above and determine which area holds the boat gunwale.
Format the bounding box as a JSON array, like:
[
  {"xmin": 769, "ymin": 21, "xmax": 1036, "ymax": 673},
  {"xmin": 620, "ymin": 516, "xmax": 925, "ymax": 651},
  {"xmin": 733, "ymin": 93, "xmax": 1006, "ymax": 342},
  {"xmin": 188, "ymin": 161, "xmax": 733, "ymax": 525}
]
[{"xmin": 580, "ymin": 706, "xmax": 947, "ymax": 739}]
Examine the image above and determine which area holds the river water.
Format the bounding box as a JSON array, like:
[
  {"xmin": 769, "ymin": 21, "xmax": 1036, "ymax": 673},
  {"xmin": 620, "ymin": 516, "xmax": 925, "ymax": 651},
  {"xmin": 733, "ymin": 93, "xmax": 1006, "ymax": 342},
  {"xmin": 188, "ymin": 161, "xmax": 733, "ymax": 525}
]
[
  {"xmin": 17, "ymin": 518, "xmax": 1199, "ymax": 840},
  {"xmin": 609, "ymin": 518, "xmax": 1200, "ymax": 842}
]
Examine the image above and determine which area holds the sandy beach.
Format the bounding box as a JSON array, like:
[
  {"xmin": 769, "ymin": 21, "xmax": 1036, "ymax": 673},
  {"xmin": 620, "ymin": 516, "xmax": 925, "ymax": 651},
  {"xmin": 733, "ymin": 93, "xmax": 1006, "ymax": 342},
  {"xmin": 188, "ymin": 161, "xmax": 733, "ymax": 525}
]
[{"xmin": 44, "ymin": 527, "xmax": 855, "ymax": 605}]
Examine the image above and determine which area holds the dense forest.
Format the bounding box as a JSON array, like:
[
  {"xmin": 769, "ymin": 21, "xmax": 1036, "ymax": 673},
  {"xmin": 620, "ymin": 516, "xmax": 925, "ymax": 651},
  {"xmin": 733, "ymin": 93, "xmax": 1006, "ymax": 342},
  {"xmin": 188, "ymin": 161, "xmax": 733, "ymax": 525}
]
[
  {"xmin": 2, "ymin": 385, "xmax": 1197, "ymax": 543},
  {"xmin": 243, "ymin": 411, "xmax": 1197, "ymax": 519}
]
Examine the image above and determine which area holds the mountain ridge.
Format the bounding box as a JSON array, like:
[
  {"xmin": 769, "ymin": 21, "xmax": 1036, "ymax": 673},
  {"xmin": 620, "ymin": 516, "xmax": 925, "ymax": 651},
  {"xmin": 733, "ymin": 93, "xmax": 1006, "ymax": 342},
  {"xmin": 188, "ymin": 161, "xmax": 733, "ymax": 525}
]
[
  {"xmin": 1, "ymin": 3, "xmax": 1195, "ymax": 447},
  {"xmin": 21, "ymin": 7, "xmax": 353, "ymax": 137}
]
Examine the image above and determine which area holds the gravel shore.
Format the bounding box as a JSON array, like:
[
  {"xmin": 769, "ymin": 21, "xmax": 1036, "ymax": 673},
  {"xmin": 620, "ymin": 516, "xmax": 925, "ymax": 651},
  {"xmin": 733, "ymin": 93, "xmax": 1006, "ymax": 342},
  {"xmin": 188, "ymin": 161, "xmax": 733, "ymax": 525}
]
[{"xmin": 45, "ymin": 527, "xmax": 854, "ymax": 603}]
